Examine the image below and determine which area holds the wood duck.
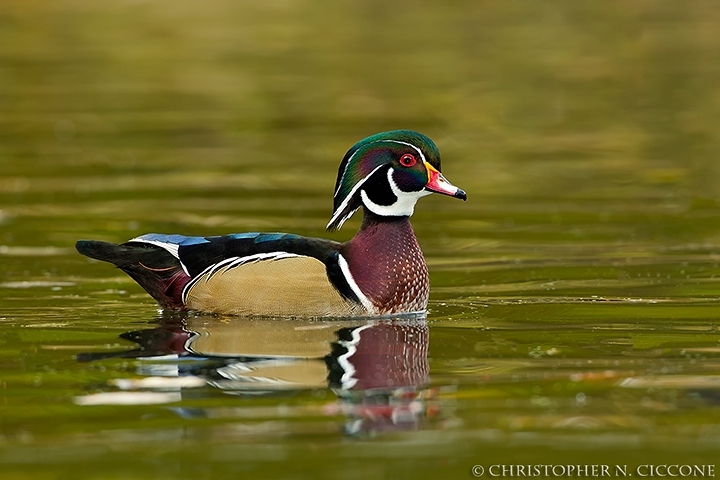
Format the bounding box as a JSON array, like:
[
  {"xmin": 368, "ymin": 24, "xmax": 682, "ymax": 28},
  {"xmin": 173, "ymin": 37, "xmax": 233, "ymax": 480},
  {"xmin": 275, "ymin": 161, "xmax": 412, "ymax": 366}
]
[{"xmin": 76, "ymin": 130, "xmax": 466, "ymax": 317}]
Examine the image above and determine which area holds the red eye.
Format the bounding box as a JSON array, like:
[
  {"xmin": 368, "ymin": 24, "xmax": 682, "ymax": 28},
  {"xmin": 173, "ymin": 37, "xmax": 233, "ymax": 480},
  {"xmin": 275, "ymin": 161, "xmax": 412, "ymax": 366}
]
[{"xmin": 399, "ymin": 154, "xmax": 417, "ymax": 167}]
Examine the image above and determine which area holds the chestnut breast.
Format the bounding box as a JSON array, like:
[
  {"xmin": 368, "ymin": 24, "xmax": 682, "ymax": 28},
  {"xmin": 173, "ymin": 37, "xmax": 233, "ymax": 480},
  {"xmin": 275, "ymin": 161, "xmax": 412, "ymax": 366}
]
[{"xmin": 342, "ymin": 218, "xmax": 429, "ymax": 314}]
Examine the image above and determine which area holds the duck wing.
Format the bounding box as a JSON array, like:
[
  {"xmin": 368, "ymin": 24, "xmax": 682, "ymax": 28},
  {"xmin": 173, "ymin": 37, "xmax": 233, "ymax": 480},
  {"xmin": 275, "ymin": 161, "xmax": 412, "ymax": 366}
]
[{"xmin": 77, "ymin": 232, "xmax": 367, "ymax": 315}]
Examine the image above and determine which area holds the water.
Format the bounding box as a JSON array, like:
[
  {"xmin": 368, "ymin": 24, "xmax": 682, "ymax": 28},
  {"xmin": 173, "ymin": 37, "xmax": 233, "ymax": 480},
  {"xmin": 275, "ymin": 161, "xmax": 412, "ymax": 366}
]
[{"xmin": 2, "ymin": 1, "xmax": 720, "ymax": 478}]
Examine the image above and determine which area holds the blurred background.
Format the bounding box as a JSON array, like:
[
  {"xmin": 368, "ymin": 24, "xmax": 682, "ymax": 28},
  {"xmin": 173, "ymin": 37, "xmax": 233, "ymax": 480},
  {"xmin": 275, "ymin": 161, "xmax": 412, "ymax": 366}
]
[
  {"xmin": 3, "ymin": 0, "xmax": 720, "ymax": 246},
  {"xmin": 3, "ymin": 1, "xmax": 720, "ymax": 479}
]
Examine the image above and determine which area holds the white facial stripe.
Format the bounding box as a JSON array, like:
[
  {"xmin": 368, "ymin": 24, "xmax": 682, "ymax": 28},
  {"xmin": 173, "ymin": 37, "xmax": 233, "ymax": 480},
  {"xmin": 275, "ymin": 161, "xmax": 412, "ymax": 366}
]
[
  {"xmin": 333, "ymin": 139, "xmax": 426, "ymax": 199},
  {"xmin": 327, "ymin": 164, "xmax": 385, "ymax": 229},
  {"xmin": 378, "ymin": 139, "xmax": 427, "ymax": 163},
  {"xmin": 360, "ymin": 168, "xmax": 430, "ymax": 218},
  {"xmin": 337, "ymin": 254, "xmax": 375, "ymax": 313},
  {"xmin": 334, "ymin": 148, "xmax": 362, "ymax": 197}
]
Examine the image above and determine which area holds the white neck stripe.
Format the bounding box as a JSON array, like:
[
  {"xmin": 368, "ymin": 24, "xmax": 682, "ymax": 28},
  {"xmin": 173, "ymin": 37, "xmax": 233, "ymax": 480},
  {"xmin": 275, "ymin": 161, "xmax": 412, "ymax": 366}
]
[{"xmin": 337, "ymin": 254, "xmax": 376, "ymax": 313}]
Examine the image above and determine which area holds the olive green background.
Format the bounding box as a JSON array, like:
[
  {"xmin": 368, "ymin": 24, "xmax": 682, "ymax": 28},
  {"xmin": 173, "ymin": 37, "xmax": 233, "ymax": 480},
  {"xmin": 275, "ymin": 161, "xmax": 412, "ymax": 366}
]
[{"xmin": 2, "ymin": 1, "xmax": 720, "ymax": 478}]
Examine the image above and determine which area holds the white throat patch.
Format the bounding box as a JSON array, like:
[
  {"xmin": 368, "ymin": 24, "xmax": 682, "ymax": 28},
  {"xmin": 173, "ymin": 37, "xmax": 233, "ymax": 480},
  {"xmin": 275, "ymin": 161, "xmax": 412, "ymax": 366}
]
[{"xmin": 360, "ymin": 168, "xmax": 431, "ymax": 218}]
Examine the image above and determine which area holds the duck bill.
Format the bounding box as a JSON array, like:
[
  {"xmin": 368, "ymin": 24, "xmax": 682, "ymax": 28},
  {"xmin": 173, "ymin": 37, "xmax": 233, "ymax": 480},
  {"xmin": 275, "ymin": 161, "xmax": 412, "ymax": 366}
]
[{"xmin": 424, "ymin": 162, "xmax": 467, "ymax": 200}]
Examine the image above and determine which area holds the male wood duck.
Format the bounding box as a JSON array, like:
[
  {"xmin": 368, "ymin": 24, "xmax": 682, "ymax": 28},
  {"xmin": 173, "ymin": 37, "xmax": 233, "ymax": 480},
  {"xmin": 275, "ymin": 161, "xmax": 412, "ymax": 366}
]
[{"xmin": 76, "ymin": 130, "xmax": 466, "ymax": 317}]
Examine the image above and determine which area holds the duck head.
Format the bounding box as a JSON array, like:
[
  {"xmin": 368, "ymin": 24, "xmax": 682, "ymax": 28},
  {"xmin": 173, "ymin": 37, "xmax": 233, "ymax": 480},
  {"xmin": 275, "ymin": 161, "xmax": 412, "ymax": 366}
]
[{"xmin": 327, "ymin": 130, "xmax": 467, "ymax": 230}]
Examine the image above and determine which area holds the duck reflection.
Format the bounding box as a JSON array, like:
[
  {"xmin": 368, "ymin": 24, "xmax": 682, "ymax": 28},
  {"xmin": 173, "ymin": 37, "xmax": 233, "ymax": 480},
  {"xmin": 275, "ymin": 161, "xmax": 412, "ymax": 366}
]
[{"xmin": 78, "ymin": 314, "xmax": 433, "ymax": 435}]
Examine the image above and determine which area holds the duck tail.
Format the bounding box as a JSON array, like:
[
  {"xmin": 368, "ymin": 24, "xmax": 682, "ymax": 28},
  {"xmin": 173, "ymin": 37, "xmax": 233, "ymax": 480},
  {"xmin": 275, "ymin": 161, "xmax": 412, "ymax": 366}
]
[{"xmin": 76, "ymin": 240, "xmax": 190, "ymax": 309}]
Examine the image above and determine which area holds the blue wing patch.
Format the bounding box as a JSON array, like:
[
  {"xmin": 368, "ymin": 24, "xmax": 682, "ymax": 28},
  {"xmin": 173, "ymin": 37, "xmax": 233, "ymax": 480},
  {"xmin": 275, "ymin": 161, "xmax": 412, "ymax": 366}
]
[
  {"xmin": 223, "ymin": 232, "xmax": 300, "ymax": 243},
  {"xmin": 225, "ymin": 233, "xmax": 262, "ymax": 240},
  {"xmin": 134, "ymin": 234, "xmax": 210, "ymax": 246},
  {"xmin": 253, "ymin": 233, "xmax": 300, "ymax": 243},
  {"xmin": 214, "ymin": 232, "xmax": 304, "ymax": 243}
]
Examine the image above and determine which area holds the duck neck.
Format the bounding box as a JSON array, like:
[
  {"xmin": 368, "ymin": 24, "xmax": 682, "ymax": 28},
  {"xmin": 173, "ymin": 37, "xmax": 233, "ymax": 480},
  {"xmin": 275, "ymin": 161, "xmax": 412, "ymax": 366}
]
[{"xmin": 341, "ymin": 209, "xmax": 429, "ymax": 314}]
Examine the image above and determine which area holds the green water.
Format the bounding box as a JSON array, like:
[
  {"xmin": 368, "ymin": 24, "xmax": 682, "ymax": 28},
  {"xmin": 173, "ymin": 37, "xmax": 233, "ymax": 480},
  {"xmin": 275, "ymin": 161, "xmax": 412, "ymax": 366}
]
[{"xmin": 3, "ymin": 1, "xmax": 720, "ymax": 478}]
